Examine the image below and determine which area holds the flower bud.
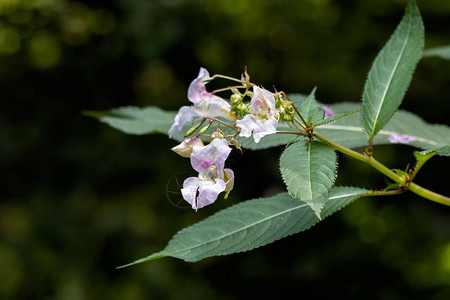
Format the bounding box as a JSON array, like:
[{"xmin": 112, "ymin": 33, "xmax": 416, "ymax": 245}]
[
  {"xmin": 231, "ymin": 94, "xmax": 242, "ymax": 105},
  {"xmin": 231, "ymin": 88, "xmax": 240, "ymax": 95},
  {"xmin": 229, "ymin": 137, "xmax": 242, "ymax": 151},
  {"xmin": 171, "ymin": 137, "xmax": 204, "ymax": 158},
  {"xmin": 209, "ymin": 129, "xmax": 225, "ymax": 141}
]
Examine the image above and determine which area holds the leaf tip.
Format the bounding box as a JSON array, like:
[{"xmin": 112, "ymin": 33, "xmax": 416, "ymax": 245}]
[{"xmin": 116, "ymin": 252, "xmax": 167, "ymax": 269}]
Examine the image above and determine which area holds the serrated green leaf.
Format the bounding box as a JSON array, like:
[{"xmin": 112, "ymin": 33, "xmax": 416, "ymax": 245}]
[
  {"xmin": 280, "ymin": 140, "xmax": 337, "ymax": 218},
  {"xmin": 287, "ymin": 93, "xmax": 308, "ymax": 106},
  {"xmin": 118, "ymin": 187, "xmax": 369, "ymax": 267},
  {"xmin": 410, "ymin": 150, "xmax": 437, "ymax": 180},
  {"xmin": 362, "ymin": 0, "xmax": 424, "ymax": 144},
  {"xmin": 423, "ymin": 45, "xmax": 450, "ymax": 60},
  {"xmin": 419, "ymin": 145, "xmax": 450, "ymax": 157},
  {"xmin": 414, "ymin": 150, "xmax": 436, "ymax": 164},
  {"xmin": 297, "ymin": 88, "xmax": 324, "ymax": 125},
  {"xmin": 85, "ymin": 106, "xmax": 176, "ymax": 135}
]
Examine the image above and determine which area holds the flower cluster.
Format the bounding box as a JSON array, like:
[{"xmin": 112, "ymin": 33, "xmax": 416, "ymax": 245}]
[{"xmin": 170, "ymin": 67, "xmax": 329, "ymax": 210}]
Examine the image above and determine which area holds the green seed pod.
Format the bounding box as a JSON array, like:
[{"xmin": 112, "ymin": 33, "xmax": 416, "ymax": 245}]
[
  {"xmin": 198, "ymin": 122, "xmax": 212, "ymax": 135},
  {"xmin": 185, "ymin": 121, "xmax": 204, "ymax": 137}
]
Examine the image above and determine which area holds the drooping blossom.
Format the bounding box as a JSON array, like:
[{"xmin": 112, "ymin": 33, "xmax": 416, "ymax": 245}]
[
  {"xmin": 169, "ymin": 68, "xmax": 235, "ymax": 138},
  {"xmin": 171, "ymin": 137, "xmax": 204, "ymax": 158},
  {"xmin": 181, "ymin": 138, "xmax": 234, "ymax": 210},
  {"xmin": 236, "ymin": 86, "xmax": 280, "ymax": 143},
  {"xmin": 387, "ymin": 133, "xmax": 416, "ymax": 144},
  {"xmin": 320, "ymin": 104, "xmax": 335, "ymax": 119}
]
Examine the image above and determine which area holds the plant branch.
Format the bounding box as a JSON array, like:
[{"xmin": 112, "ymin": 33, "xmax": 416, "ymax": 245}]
[
  {"xmin": 408, "ymin": 183, "xmax": 450, "ymax": 206},
  {"xmin": 364, "ymin": 189, "xmax": 405, "ymax": 197},
  {"xmin": 313, "ymin": 131, "xmax": 450, "ymax": 206}
]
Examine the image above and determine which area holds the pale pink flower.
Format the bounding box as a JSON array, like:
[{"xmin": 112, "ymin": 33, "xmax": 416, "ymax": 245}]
[
  {"xmin": 236, "ymin": 86, "xmax": 279, "ymax": 143},
  {"xmin": 169, "ymin": 68, "xmax": 234, "ymax": 138},
  {"xmin": 388, "ymin": 133, "xmax": 416, "ymax": 144},
  {"xmin": 181, "ymin": 139, "xmax": 234, "ymax": 210},
  {"xmin": 320, "ymin": 104, "xmax": 335, "ymax": 119}
]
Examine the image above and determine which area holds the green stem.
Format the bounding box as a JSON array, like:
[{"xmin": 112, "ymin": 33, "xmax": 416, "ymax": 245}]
[
  {"xmin": 408, "ymin": 183, "xmax": 450, "ymax": 206},
  {"xmin": 204, "ymin": 117, "xmax": 237, "ymax": 130},
  {"xmin": 211, "ymin": 74, "xmax": 244, "ymax": 84},
  {"xmin": 313, "ymin": 131, "xmax": 450, "ymax": 206},
  {"xmin": 313, "ymin": 132, "xmax": 403, "ymax": 182},
  {"xmin": 364, "ymin": 189, "xmax": 405, "ymax": 197}
]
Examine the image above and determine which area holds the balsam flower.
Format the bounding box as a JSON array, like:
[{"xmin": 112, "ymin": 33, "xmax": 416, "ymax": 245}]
[
  {"xmin": 236, "ymin": 86, "xmax": 280, "ymax": 143},
  {"xmin": 388, "ymin": 133, "xmax": 416, "ymax": 144},
  {"xmin": 320, "ymin": 104, "xmax": 335, "ymax": 119},
  {"xmin": 181, "ymin": 138, "xmax": 234, "ymax": 210},
  {"xmin": 171, "ymin": 137, "xmax": 204, "ymax": 158},
  {"xmin": 169, "ymin": 68, "xmax": 235, "ymax": 138}
]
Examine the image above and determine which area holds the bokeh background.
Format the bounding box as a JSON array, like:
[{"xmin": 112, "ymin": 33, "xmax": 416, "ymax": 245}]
[{"xmin": 1, "ymin": 0, "xmax": 449, "ymax": 299}]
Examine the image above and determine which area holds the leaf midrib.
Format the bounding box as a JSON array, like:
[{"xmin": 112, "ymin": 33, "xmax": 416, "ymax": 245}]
[
  {"xmin": 167, "ymin": 192, "xmax": 366, "ymax": 257},
  {"xmin": 369, "ymin": 12, "xmax": 413, "ymax": 140},
  {"xmin": 307, "ymin": 141, "xmax": 315, "ymax": 210},
  {"xmin": 319, "ymin": 125, "xmax": 440, "ymax": 146}
]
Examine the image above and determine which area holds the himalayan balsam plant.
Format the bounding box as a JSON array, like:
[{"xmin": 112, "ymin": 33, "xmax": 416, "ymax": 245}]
[{"xmin": 87, "ymin": 0, "xmax": 450, "ymax": 267}]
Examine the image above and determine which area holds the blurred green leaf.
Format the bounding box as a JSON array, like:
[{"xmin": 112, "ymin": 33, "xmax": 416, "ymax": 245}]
[
  {"xmin": 119, "ymin": 187, "xmax": 369, "ymax": 266},
  {"xmin": 280, "ymin": 140, "xmax": 337, "ymax": 218},
  {"xmin": 419, "ymin": 145, "xmax": 450, "ymax": 156},
  {"xmin": 362, "ymin": 0, "xmax": 424, "ymax": 144},
  {"xmin": 85, "ymin": 106, "xmax": 176, "ymax": 135},
  {"xmin": 423, "ymin": 45, "xmax": 450, "ymax": 60}
]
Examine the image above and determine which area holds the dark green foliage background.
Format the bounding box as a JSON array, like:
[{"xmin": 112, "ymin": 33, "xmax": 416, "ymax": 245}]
[{"xmin": 0, "ymin": 0, "xmax": 449, "ymax": 299}]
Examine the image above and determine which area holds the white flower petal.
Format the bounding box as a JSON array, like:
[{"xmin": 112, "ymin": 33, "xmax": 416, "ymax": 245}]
[
  {"xmin": 223, "ymin": 168, "xmax": 234, "ymax": 192},
  {"xmin": 181, "ymin": 176, "xmax": 226, "ymax": 210},
  {"xmin": 236, "ymin": 86, "xmax": 279, "ymax": 143},
  {"xmin": 181, "ymin": 177, "xmax": 201, "ymax": 209},
  {"xmin": 169, "ymin": 106, "xmax": 198, "ymax": 138},
  {"xmin": 252, "ymin": 116, "xmax": 278, "ymax": 143},
  {"xmin": 236, "ymin": 114, "xmax": 278, "ymax": 143},
  {"xmin": 195, "ymin": 95, "xmax": 234, "ymax": 121},
  {"xmin": 188, "ymin": 67, "xmax": 211, "ymax": 104},
  {"xmin": 196, "ymin": 179, "xmax": 226, "ymax": 209},
  {"xmin": 236, "ymin": 114, "xmax": 259, "ymax": 138},
  {"xmin": 252, "ymin": 86, "xmax": 277, "ymax": 113},
  {"xmin": 171, "ymin": 137, "xmax": 204, "ymax": 158}
]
